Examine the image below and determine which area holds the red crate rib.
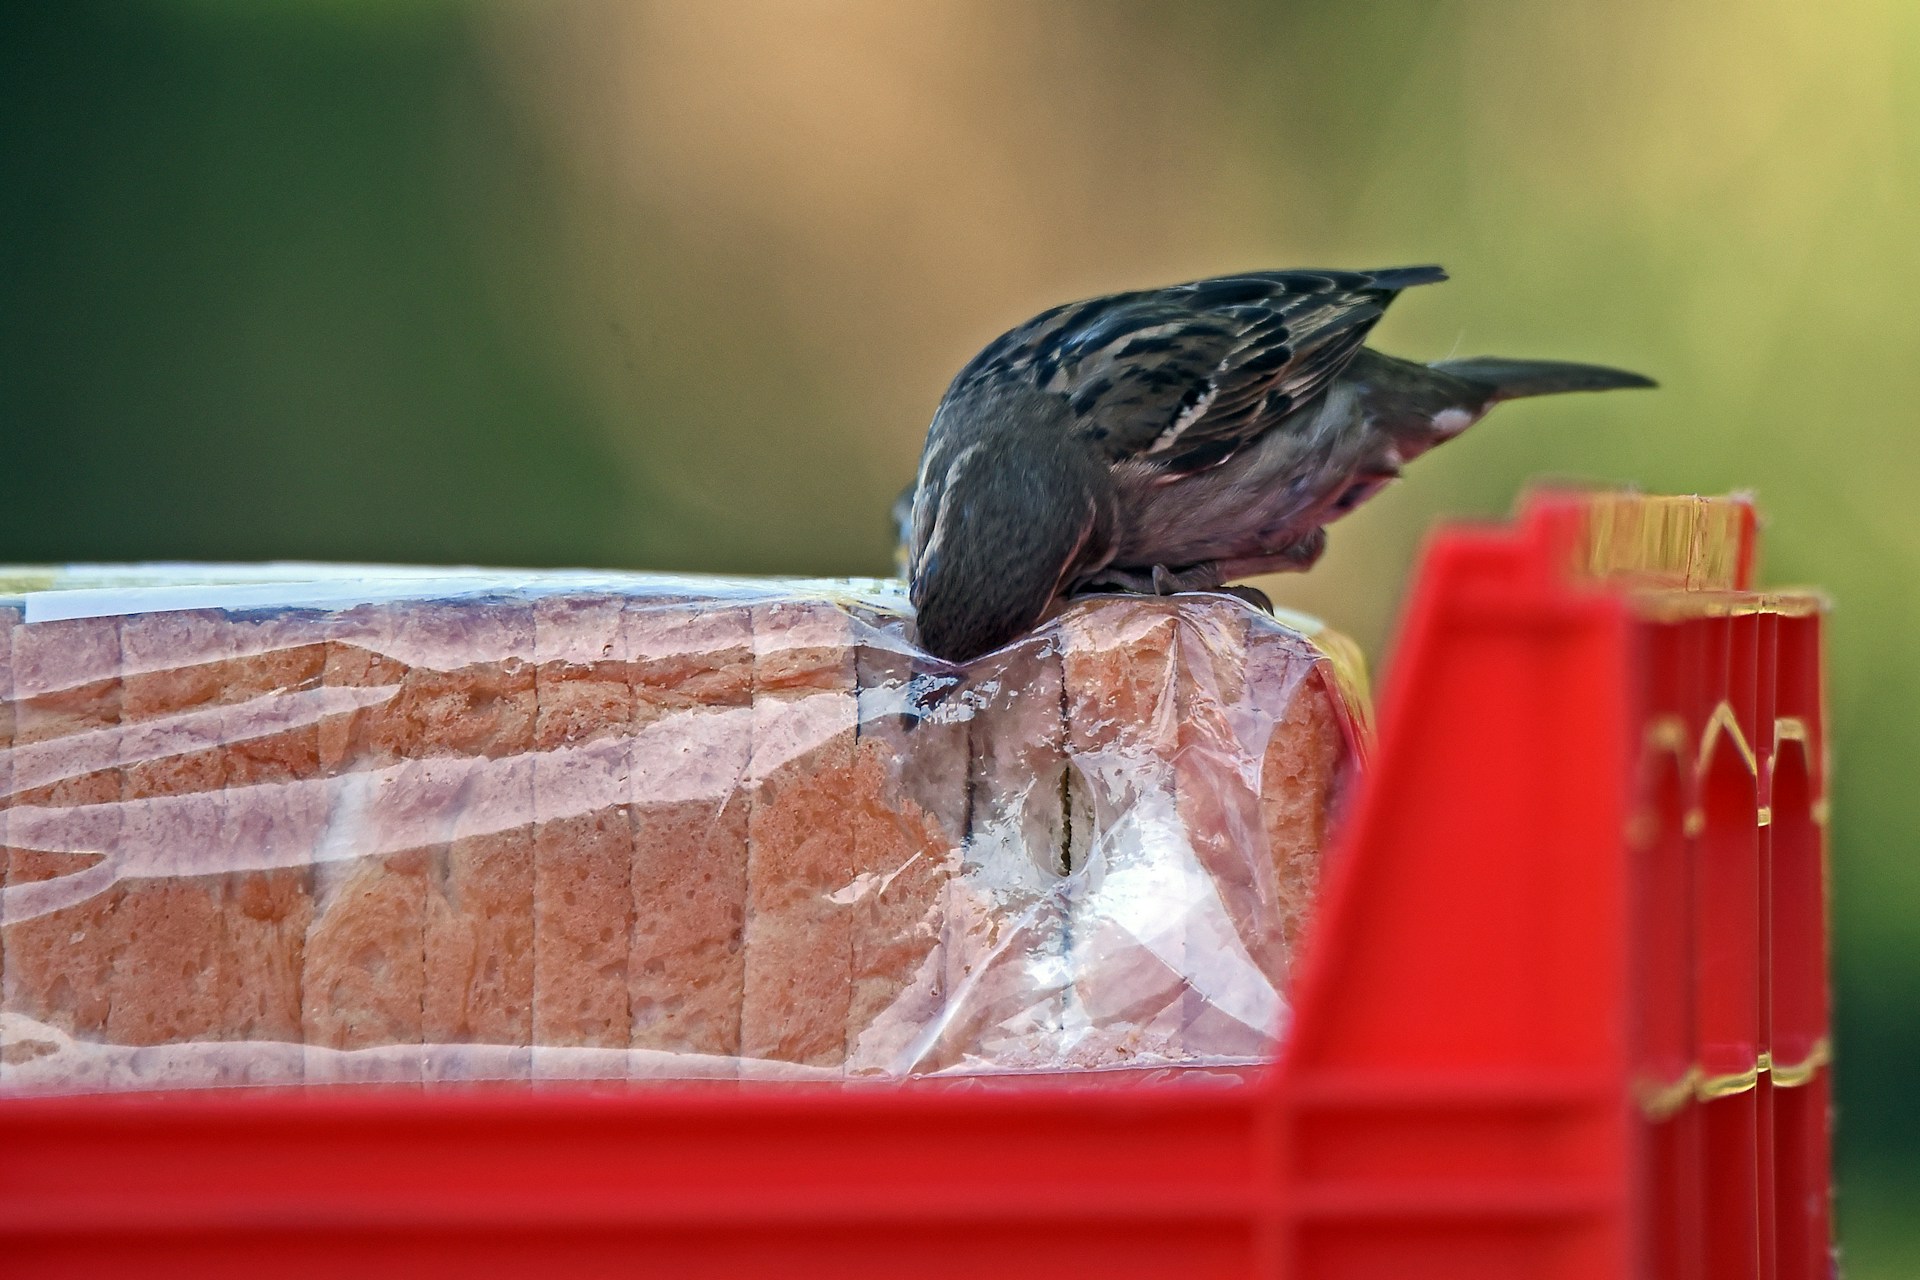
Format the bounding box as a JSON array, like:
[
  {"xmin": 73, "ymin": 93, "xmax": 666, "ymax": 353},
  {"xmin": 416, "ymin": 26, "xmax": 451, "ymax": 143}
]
[{"xmin": 0, "ymin": 490, "xmax": 1833, "ymax": 1280}]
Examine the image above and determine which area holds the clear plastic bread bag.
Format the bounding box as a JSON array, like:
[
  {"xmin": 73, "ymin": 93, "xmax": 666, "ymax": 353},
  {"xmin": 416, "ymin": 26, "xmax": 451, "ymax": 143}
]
[{"xmin": 0, "ymin": 567, "xmax": 1364, "ymax": 1092}]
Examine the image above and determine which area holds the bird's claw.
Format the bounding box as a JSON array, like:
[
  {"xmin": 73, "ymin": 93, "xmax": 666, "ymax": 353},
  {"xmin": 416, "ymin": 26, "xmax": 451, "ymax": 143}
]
[{"xmin": 1217, "ymin": 584, "xmax": 1274, "ymax": 614}]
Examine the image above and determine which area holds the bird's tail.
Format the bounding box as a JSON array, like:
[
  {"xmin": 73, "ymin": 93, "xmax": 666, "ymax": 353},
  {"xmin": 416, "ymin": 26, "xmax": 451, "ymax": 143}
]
[{"xmin": 1430, "ymin": 356, "xmax": 1656, "ymax": 403}]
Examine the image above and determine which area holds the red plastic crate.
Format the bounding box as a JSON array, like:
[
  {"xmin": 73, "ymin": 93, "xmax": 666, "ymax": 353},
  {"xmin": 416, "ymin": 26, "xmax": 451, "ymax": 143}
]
[{"xmin": 0, "ymin": 489, "xmax": 1833, "ymax": 1279}]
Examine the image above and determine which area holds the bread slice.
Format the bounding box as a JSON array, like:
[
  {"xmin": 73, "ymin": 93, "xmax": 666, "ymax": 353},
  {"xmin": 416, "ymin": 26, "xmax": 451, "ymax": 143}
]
[
  {"xmin": 926, "ymin": 634, "xmax": 1071, "ymax": 1074},
  {"xmin": 626, "ymin": 597, "xmax": 753, "ymax": 1073},
  {"xmin": 3, "ymin": 616, "xmax": 124, "ymax": 1051},
  {"xmin": 303, "ymin": 602, "xmax": 428, "ymax": 1086},
  {"xmin": 1248, "ymin": 635, "xmax": 1345, "ymax": 968},
  {"xmin": 107, "ymin": 610, "xmax": 231, "ymax": 1071},
  {"xmin": 421, "ymin": 601, "xmax": 535, "ymax": 1085},
  {"xmin": 1059, "ymin": 597, "xmax": 1194, "ymax": 1067},
  {"xmin": 844, "ymin": 608, "xmax": 965, "ymax": 1076},
  {"xmin": 1170, "ymin": 602, "xmax": 1296, "ymax": 1061},
  {"xmin": 531, "ymin": 594, "xmax": 635, "ymax": 1081},
  {"xmin": 741, "ymin": 600, "xmax": 857, "ymax": 1072},
  {"xmin": 216, "ymin": 609, "xmax": 327, "ymax": 1083}
]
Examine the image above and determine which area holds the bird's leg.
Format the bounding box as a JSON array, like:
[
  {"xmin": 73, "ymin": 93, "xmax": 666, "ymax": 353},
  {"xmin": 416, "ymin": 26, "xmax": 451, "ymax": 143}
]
[
  {"xmin": 1153, "ymin": 562, "xmax": 1235, "ymax": 593},
  {"xmin": 1076, "ymin": 566, "xmax": 1157, "ymax": 595},
  {"xmin": 1078, "ymin": 533, "xmax": 1325, "ymax": 612},
  {"xmin": 1076, "ymin": 563, "xmax": 1275, "ymax": 615},
  {"xmin": 1079, "ymin": 561, "xmax": 1227, "ymax": 596}
]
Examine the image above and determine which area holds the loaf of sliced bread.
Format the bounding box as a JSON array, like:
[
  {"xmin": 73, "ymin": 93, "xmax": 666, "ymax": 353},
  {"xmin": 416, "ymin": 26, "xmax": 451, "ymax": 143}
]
[{"xmin": 0, "ymin": 574, "xmax": 1360, "ymax": 1091}]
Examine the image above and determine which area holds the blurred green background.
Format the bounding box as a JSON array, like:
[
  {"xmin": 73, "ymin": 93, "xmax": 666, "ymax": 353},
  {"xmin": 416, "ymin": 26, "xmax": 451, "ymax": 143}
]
[{"xmin": 3, "ymin": 1, "xmax": 1913, "ymax": 1267}]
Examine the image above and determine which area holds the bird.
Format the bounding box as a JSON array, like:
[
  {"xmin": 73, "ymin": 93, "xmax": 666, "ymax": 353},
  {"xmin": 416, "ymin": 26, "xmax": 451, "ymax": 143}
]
[{"xmin": 903, "ymin": 266, "xmax": 1653, "ymax": 663}]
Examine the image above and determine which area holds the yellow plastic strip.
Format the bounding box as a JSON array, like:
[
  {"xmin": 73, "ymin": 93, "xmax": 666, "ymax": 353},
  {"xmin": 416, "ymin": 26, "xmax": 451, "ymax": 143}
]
[
  {"xmin": 1699, "ymin": 700, "xmax": 1759, "ymax": 777},
  {"xmin": 1636, "ymin": 1041, "xmax": 1832, "ymax": 1119},
  {"xmin": 1636, "ymin": 1069, "xmax": 1700, "ymax": 1122},
  {"xmin": 1696, "ymin": 1066, "xmax": 1761, "ymax": 1102},
  {"xmin": 1770, "ymin": 1039, "xmax": 1833, "ymax": 1089}
]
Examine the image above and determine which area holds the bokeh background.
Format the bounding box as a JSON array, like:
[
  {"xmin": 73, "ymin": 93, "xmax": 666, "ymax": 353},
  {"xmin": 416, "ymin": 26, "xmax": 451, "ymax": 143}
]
[{"xmin": 3, "ymin": 1, "xmax": 1914, "ymax": 1267}]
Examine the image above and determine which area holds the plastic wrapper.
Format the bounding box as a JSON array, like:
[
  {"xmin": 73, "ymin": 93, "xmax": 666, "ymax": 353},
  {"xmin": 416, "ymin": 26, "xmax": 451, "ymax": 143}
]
[{"xmin": 0, "ymin": 567, "xmax": 1364, "ymax": 1093}]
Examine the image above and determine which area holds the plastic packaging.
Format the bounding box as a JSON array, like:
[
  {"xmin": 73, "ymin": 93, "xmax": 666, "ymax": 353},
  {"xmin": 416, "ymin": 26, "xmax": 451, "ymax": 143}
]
[{"xmin": 0, "ymin": 570, "xmax": 1363, "ymax": 1092}]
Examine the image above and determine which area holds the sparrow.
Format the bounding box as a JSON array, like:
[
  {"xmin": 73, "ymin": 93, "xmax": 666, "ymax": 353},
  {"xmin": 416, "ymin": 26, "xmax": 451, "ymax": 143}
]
[{"xmin": 904, "ymin": 266, "xmax": 1652, "ymax": 663}]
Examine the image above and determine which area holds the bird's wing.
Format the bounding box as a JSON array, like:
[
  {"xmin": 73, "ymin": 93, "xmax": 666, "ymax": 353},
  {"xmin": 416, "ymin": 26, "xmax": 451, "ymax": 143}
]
[{"xmin": 989, "ymin": 267, "xmax": 1446, "ymax": 475}]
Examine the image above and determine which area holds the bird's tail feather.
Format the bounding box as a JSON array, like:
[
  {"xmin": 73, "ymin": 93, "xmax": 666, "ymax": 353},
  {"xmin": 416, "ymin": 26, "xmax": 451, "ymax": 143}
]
[
  {"xmin": 1366, "ymin": 264, "xmax": 1449, "ymax": 292},
  {"xmin": 1431, "ymin": 356, "xmax": 1655, "ymax": 402}
]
